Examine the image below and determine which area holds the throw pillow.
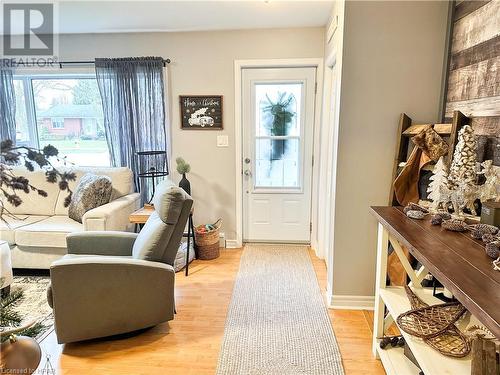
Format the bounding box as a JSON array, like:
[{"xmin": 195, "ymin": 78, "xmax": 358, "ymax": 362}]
[{"xmin": 68, "ymin": 174, "xmax": 112, "ymax": 223}]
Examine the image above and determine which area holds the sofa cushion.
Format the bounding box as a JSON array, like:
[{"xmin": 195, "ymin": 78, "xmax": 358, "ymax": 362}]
[
  {"xmin": 2, "ymin": 167, "xmax": 61, "ymax": 216},
  {"xmin": 0, "ymin": 215, "xmax": 49, "ymax": 245},
  {"xmin": 68, "ymin": 174, "xmax": 112, "ymax": 223},
  {"xmin": 54, "ymin": 167, "xmax": 134, "ymax": 215},
  {"xmin": 15, "ymin": 216, "xmax": 84, "ymax": 249},
  {"xmin": 132, "ymin": 212, "xmax": 174, "ymax": 261}
]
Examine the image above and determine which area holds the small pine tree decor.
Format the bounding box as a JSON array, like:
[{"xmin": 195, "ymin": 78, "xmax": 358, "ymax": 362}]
[
  {"xmin": 0, "ymin": 286, "xmax": 45, "ymax": 342},
  {"xmin": 176, "ymin": 157, "xmax": 191, "ymax": 195},
  {"xmin": 175, "ymin": 157, "xmax": 191, "ymax": 175},
  {"xmin": 427, "ymin": 156, "xmax": 450, "ymax": 211}
]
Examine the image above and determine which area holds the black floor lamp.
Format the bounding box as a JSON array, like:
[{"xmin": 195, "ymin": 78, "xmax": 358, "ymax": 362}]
[{"xmin": 136, "ymin": 150, "xmax": 169, "ymax": 205}]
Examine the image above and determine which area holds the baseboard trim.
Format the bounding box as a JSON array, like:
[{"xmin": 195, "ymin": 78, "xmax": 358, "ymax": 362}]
[
  {"xmin": 225, "ymin": 240, "xmax": 241, "ymax": 249},
  {"xmin": 328, "ymin": 294, "xmax": 375, "ymax": 310}
]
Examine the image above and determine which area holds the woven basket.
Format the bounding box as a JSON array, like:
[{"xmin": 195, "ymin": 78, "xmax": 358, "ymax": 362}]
[{"xmin": 195, "ymin": 219, "xmax": 221, "ymax": 260}]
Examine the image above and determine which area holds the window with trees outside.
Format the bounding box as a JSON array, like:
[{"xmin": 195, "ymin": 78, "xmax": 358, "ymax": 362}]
[{"xmin": 13, "ymin": 76, "xmax": 110, "ymax": 167}]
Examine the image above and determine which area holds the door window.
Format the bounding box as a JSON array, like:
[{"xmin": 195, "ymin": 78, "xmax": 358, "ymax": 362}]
[{"xmin": 254, "ymin": 83, "xmax": 303, "ymax": 189}]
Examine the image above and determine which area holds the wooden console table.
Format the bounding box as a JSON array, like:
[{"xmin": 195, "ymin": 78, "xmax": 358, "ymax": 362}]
[{"xmin": 371, "ymin": 206, "xmax": 500, "ymax": 375}]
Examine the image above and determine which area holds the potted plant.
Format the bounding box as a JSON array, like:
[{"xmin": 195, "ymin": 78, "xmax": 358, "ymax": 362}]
[
  {"xmin": 261, "ymin": 92, "xmax": 296, "ymax": 159},
  {"xmin": 176, "ymin": 157, "xmax": 191, "ymax": 195}
]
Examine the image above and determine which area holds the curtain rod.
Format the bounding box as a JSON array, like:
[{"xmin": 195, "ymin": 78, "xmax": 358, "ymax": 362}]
[{"xmin": 58, "ymin": 58, "xmax": 171, "ymax": 68}]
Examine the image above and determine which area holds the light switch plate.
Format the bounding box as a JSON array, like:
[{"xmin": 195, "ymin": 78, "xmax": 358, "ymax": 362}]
[{"xmin": 217, "ymin": 135, "xmax": 229, "ymax": 147}]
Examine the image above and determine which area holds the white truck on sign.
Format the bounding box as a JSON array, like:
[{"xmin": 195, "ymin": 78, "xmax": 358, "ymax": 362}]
[{"xmin": 188, "ymin": 107, "xmax": 214, "ymax": 127}]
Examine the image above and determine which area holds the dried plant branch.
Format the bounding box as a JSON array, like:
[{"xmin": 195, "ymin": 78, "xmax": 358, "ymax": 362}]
[{"xmin": 0, "ymin": 139, "xmax": 76, "ymax": 223}]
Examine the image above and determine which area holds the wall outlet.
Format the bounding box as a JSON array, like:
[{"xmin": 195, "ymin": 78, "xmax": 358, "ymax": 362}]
[{"xmin": 217, "ymin": 135, "xmax": 229, "ymax": 147}]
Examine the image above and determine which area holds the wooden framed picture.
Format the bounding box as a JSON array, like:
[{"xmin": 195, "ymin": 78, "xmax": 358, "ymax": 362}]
[{"xmin": 179, "ymin": 95, "xmax": 223, "ymax": 130}]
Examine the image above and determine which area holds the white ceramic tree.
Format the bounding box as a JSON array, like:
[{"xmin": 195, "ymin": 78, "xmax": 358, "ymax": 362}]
[
  {"xmin": 427, "ymin": 156, "xmax": 451, "ymax": 211},
  {"xmin": 448, "ymin": 125, "xmax": 477, "ymax": 189},
  {"xmin": 447, "ymin": 125, "xmax": 480, "ymax": 216},
  {"xmin": 478, "ymin": 160, "xmax": 499, "ymax": 203}
]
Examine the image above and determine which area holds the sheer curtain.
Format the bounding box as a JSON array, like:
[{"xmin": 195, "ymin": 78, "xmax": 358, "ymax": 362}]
[
  {"xmin": 0, "ymin": 67, "xmax": 17, "ymax": 144},
  {"xmin": 95, "ymin": 57, "xmax": 168, "ymax": 203}
]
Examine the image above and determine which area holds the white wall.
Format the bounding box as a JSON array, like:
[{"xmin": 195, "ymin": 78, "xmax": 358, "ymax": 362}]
[
  {"xmin": 315, "ymin": 0, "xmax": 346, "ymax": 299},
  {"xmin": 325, "ymin": 1, "xmax": 450, "ymax": 303},
  {"xmin": 55, "ymin": 28, "xmax": 325, "ymax": 241}
]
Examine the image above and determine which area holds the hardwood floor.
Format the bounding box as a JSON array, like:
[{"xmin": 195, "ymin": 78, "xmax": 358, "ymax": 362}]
[
  {"xmin": 38, "ymin": 248, "xmax": 385, "ymax": 374},
  {"xmin": 309, "ymin": 249, "xmax": 385, "ymax": 375}
]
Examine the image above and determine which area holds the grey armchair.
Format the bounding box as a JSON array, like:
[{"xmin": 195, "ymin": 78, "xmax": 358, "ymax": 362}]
[{"xmin": 47, "ymin": 180, "xmax": 193, "ymax": 344}]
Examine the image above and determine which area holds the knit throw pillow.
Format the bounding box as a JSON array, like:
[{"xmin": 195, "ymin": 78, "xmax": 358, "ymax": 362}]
[{"xmin": 68, "ymin": 174, "xmax": 112, "ymax": 223}]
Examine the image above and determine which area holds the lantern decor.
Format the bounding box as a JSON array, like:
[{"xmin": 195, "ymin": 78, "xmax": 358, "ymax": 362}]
[{"xmin": 136, "ymin": 150, "xmax": 169, "ymax": 204}]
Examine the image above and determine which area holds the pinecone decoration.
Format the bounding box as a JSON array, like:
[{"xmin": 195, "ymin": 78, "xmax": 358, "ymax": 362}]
[
  {"xmin": 485, "ymin": 241, "xmax": 500, "ymax": 259},
  {"xmin": 431, "ymin": 212, "xmax": 451, "ymax": 225},
  {"xmin": 403, "ymin": 203, "xmax": 429, "ymax": 214},
  {"xmin": 482, "ymin": 233, "xmax": 496, "ymax": 243},
  {"xmin": 442, "ymin": 219, "xmax": 468, "ymax": 232},
  {"xmin": 406, "ymin": 210, "xmax": 427, "ymax": 220},
  {"xmin": 471, "ymin": 229, "xmax": 483, "ymax": 240},
  {"xmin": 468, "ymin": 224, "xmax": 499, "ymax": 235},
  {"xmin": 448, "ymin": 125, "xmax": 477, "ymax": 189}
]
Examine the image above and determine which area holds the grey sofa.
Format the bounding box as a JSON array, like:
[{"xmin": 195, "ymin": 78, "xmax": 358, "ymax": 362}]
[{"xmin": 47, "ymin": 180, "xmax": 193, "ymax": 344}]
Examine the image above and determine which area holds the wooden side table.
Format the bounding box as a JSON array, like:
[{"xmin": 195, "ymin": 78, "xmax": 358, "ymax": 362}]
[
  {"xmin": 129, "ymin": 206, "xmax": 195, "ymax": 276},
  {"xmin": 129, "ymin": 205, "xmax": 155, "ymax": 231}
]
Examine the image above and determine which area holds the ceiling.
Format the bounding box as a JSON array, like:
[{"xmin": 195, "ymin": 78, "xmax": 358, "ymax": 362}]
[{"xmin": 3, "ymin": 1, "xmax": 334, "ymax": 35}]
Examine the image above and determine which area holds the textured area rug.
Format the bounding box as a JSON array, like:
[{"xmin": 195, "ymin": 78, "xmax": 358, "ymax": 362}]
[
  {"xmin": 216, "ymin": 244, "xmax": 344, "ymax": 375},
  {"xmin": 8, "ymin": 276, "xmax": 53, "ymax": 340}
]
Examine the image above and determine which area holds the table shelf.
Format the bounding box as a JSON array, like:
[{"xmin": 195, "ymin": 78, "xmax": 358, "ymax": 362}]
[
  {"xmin": 379, "ymin": 286, "xmax": 475, "ymax": 375},
  {"xmin": 376, "ymin": 344, "xmax": 420, "ymax": 375},
  {"xmin": 371, "ymin": 206, "xmax": 500, "ymax": 375}
]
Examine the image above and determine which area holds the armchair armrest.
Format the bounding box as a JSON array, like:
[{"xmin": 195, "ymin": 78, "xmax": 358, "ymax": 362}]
[
  {"xmin": 50, "ymin": 256, "xmax": 175, "ymax": 343},
  {"xmin": 83, "ymin": 193, "xmax": 140, "ymax": 231},
  {"xmin": 66, "ymin": 231, "xmax": 138, "ymax": 256}
]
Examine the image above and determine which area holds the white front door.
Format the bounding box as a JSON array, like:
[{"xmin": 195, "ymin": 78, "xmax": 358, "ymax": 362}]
[{"xmin": 242, "ymin": 67, "xmax": 316, "ymax": 242}]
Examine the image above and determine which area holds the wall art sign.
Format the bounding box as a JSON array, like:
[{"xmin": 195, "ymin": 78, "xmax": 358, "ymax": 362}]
[{"xmin": 180, "ymin": 95, "xmax": 223, "ymax": 130}]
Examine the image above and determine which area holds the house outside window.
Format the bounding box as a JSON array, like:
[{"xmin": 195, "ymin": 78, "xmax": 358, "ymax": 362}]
[
  {"xmin": 51, "ymin": 118, "xmax": 65, "ymax": 129},
  {"xmin": 13, "ymin": 76, "xmax": 110, "ymax": 167}
]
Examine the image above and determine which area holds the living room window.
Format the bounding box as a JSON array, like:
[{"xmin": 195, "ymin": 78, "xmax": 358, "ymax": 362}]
[{"xmin": 13, "ymin": 75, "xmax": 110, "ymax": 167}]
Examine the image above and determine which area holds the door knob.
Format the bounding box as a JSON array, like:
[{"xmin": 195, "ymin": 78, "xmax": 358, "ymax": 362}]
[
  {"xmin": 244, "ymin": 158, "xmax": 251, "ymax": 164},
  {"xmin": 244, "ymin": 169, "xmax": 252, "ymax": 176}
]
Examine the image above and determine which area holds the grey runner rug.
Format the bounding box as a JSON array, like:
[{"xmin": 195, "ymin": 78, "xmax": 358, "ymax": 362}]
[{"xmin": 216, "ymin": 244, "xmax": 344, "ymax": 375}]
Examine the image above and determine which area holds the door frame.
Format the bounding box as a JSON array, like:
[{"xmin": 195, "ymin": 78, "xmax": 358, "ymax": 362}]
[{"xmin": 233, "ymin": 58, "xmax": 324, "ymax": 248}]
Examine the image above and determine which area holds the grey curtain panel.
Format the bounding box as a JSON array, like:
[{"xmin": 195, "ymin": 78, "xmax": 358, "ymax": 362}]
[
  {"xmin": 0, "ymin": 67, "xmax": 17, "ymax": 144},
  {"xmin": 95, "ymin": 57, "xmax": 168, "ymax": 203}
]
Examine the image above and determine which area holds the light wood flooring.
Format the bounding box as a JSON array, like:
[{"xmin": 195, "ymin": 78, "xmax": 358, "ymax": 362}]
[{"xmin": 38, "ymin": 248, "xmax": 385, "ymax": 374}]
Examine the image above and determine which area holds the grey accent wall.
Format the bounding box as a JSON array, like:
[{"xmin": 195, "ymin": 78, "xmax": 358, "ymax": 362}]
[
  {"xmin": 329, "ymin": 1, "xmax": 450, "ymax": 298},
  {"xmin": 54, "ymin": 28, "xmax": 325, "ymax": 241}
]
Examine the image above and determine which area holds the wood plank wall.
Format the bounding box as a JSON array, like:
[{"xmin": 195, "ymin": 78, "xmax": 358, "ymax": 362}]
[{"xmin": 444, "ymin": 0, "xmax": 500, "ymax": 164}]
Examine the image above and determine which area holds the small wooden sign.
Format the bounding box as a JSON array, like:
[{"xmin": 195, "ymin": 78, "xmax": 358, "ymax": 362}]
[{"xmin": 179, "ymin": 95, "xmax": 223, "ymax": 130}]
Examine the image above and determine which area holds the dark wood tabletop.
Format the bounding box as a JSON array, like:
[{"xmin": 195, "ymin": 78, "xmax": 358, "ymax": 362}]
[{"xmin": 371, "ymin": 206, "xmax": 500, "ymax": 339}]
